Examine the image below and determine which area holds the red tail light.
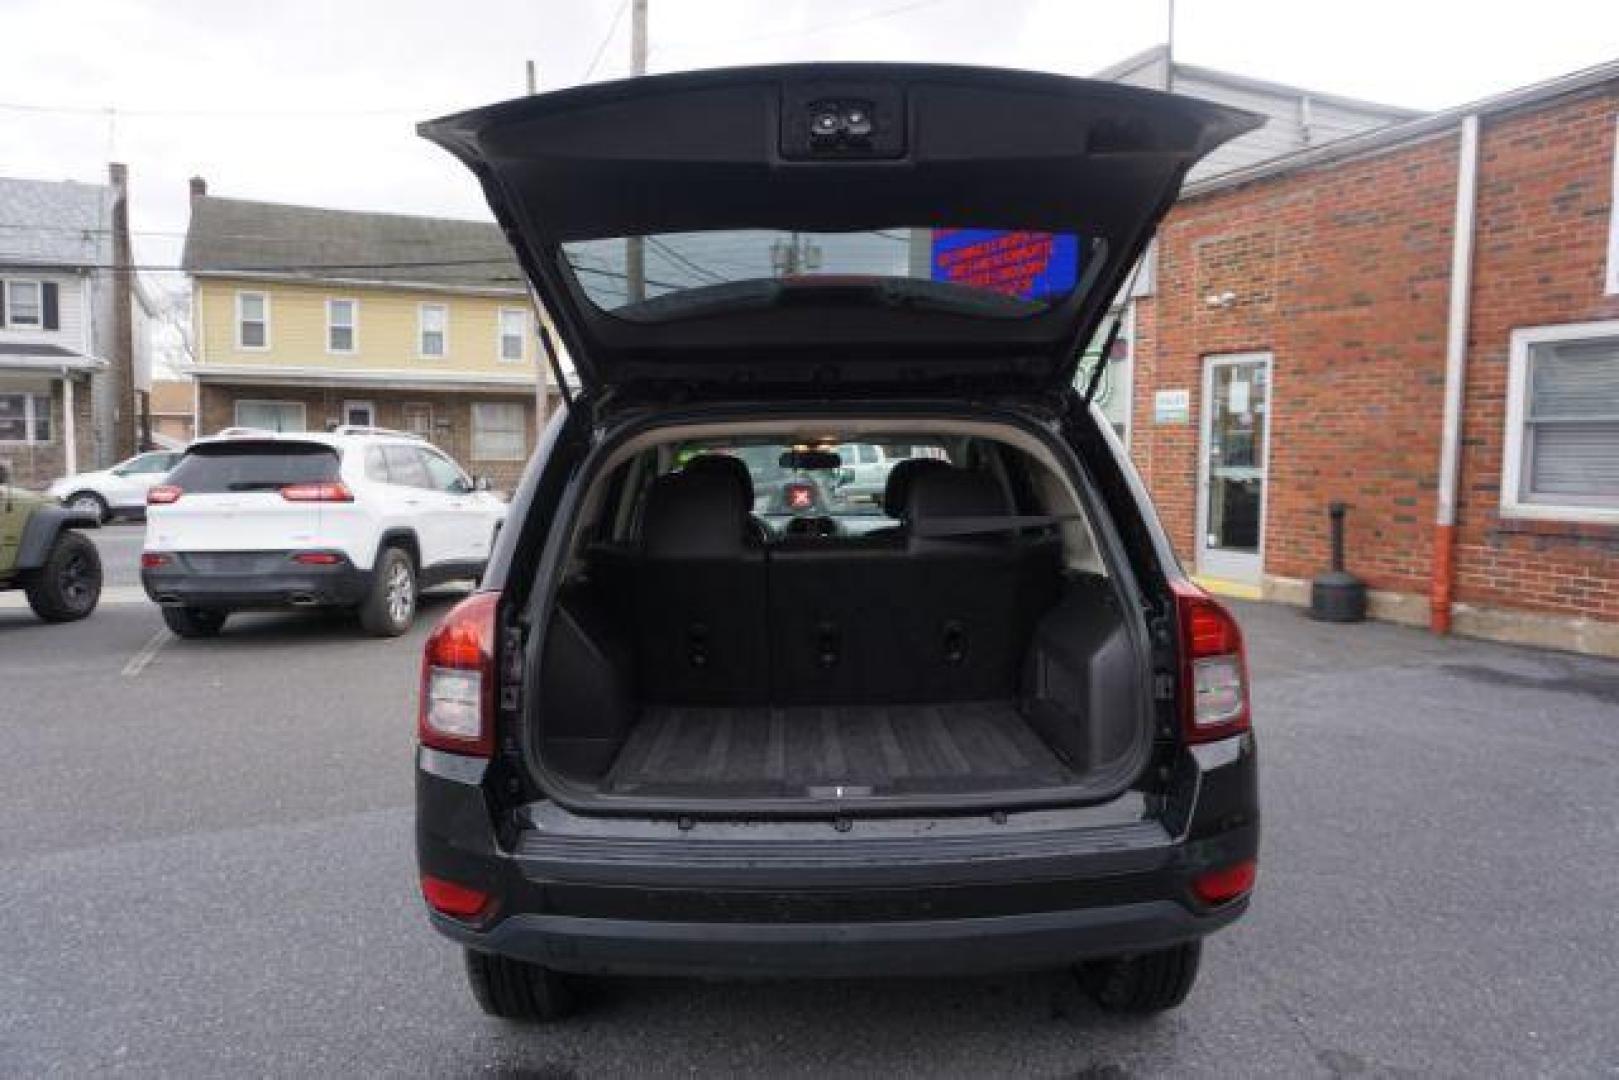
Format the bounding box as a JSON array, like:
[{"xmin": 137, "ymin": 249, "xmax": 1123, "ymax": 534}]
[
  {"xmin": 290, "ymin": 552, "xmax": 342, "ymax": 565},
  {"xmin": 280, "ymin": 481, "xmax": 353, "ymax": 502},
  {"xmin": 419, "ymin": 591, "xmax": 500, "ymax": 757},
  {"xmin": 420, "ymin": 874, "xmax": 492, "ymax": 919},
  {"xmin": 1171, "ymin": 580, "xmax": 1250, "ymax": 743},
  {"xmin": 1193, "ymin": 858, "xmax": 1258, "ymax": 905},
  {"xmin": 147, "ymin": 485, "xmax": 182, "ymax": 505},
  {"xmin": 141, "ymin": 553, "xmax": 171, "ymax": 569}
]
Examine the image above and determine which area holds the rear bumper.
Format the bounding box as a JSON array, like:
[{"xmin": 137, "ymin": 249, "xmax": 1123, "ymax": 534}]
[
  {"xmin": 142, "ymin": 552, "xmax": 371, "ymax": 610},
  {"xmin": 432, "ymin": 898, "xmax": 1242, "ymax": 979},
  {"xmin": 416, "ymin": 734, "xmax": 1260, "ymax": 979}
]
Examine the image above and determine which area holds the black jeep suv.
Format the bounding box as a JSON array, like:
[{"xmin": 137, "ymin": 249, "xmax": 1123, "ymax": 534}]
[{"xmin": 414, "ymin": 64, "xmax": 1261, "ymax": 1021}]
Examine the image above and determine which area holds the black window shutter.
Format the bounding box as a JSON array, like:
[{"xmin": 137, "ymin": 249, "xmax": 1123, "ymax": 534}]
[
  {"xmin": 42, "ymin": 282, "xmax": 59, "ymax": 330},
  {"xmin": 0, "ymin": 281, "xmax": 6, "ymax": 326}
]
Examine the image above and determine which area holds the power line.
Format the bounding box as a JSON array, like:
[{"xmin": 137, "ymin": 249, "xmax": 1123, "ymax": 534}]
[
  {"xmin": 580, "ymin": 0, "xmax": 632, "ymax": 83},
  {"xmin": 652, "ymin": 0, "xmax": 953, "ymax": 54},
  {"xmin": 646, "ymin": 236, "xmax": 727, "ymax": 284},
  {"xmin": 0, "ymin": 254, "xmax": 523, "ymax": 275},
  {"xmin": 0, "ymin": 100, "xmax": 426, "ymax": 118}
]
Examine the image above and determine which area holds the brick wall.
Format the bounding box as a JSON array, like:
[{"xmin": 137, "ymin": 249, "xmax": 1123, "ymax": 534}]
[
  {"xmin": 1131, "ymin": 80, "xmax": 1619, "ymax": 635},
  {"xmin": 0, "ymin": 376, "xmax": 97, "ymax": 489},
  {"xmin": 1135, "ymin": 132, "xmax": 1459, "ymax": 596},
  {"xmin": 197, "ymin": 383, "xmax": 552, "ymax": 491},
  {"xmin": 1452, "ymin": 88, "xmax": 1619, "ymax": 621}
]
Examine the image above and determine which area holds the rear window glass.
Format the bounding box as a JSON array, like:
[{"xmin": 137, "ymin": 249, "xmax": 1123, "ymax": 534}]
[
  {"xmin": 166, "ymin": 442, "xmax": 340, "ymax": 493},
  {"xmin": 561, "ymin": 228, "xmax": 1096, "ymax": 315}
]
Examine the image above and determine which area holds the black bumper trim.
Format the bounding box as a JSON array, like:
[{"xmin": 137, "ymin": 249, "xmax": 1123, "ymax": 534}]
[
  {"xmin": 142, "ymin": 556, "xmax": 371, "ymax": 610},
  {"xmin": 433, "ymin": 899, "xmax": 1242, "ymax": 978}
]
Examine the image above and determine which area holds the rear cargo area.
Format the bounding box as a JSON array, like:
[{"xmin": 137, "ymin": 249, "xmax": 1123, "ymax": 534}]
[{"xmin": 533, "ymin": 472, "xmax": 1151, "ymax": 809}]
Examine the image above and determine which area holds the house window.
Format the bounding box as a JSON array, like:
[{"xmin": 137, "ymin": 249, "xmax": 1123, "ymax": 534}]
[
  {"xmin": 471, "ymin": 401, "xmax": 525, "ymax": 461},
  {"xmin": 419, "ymin": 304, "xmax": 448, "ymax": 357},
  {"xmin": 4, "ymin": 280, "xmax": 42, "ymax": 328},
  {"xmin": 1607, "ymin": 117, "xmax": 1619, "ymax": 295},
  {"xmin": 342, "ymin": 400, "xmax": 375, "ymax": 427},
  {"xmin": 498, "ymin": 308, "xmax": 527, "ymax": 362},
  {"xmin": 1502, "ymin": 321, "xmax": 1619, "ymax": 522},
  {"xmin": 234, "ymin": 400, "xmax": 305, "ymax": 433},
  {"xmin": 237, "ymin": 292, "xmax": 269, "ymax": 349},
  {"xmin": 0, "ymin": 392, "xmax": 51, "ymax": 443},
  {"xmin": 327, "ymin": 299, "xmax": 357, "ymax": 353}
]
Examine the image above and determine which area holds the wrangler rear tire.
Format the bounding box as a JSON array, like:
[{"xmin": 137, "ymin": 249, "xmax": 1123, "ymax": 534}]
[
  {"xmin": 464, "ymin": 950, "xmax": 579, "ymax": 1022},
  {"xmin": 1080, "ymin": 941, "xmax": 1202, "ymax": 1014}
]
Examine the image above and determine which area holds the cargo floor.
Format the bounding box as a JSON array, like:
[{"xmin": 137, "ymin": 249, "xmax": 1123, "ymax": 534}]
[{"xmin": 602, "ymin": 700, "xmax": 1078, "ymax": 798}]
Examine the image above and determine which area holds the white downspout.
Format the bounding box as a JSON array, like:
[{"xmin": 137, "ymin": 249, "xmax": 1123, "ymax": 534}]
[
  {"xmin": 62, "ymin": 369, "xmax": 77, "ymax": 476},
  {"xmin": 1431, "ymin": 114, "xmax": 1481, "ymax": 634}
]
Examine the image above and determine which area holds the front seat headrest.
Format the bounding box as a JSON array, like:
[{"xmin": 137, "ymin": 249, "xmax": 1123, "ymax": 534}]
[
  {"xmin": 881, "ymin": 457, "xmax": 953, "ymax": 519},
  {"xmin": 642, "ymin": 468, "xmax": 753, "ymax": 559},
  {"xmin": 682, "ymin": 453, "xmax": 755, "ymax": 507}
]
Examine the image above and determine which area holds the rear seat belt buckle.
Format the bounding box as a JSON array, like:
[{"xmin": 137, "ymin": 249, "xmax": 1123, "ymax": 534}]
[
  {"xmin": 687, "ymin": 623, "xmax": 710, "ymax": 669},
  {"xmin": 815, "ymin": 622, "xmax": 841, "ymax": 668}
]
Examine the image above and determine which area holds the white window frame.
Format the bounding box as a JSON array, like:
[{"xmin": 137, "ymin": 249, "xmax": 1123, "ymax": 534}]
[
  {"xmin": 1607, "ymin": 116, "xmax": 1619, "ymax": 295},
  {"xmin": 235, "ymin": 291, "xmax": 270, "ymax": 351},
  {"xmin": 497, "ymin": 307, "xmax": 528, "ymax": 363},
  {"xmin": 3, "ymin": 278, "xmax": 44, "ymax": 328},
  {"xmin": 326, "ymin": 298, "xmax": 358, "ymax": 355},
  {"xmin": 233, "ymin": 399, "xmax": 306, "ymax": 433},
  {"xmin": 418, "ymin": 303, "xmax": 449, "ymax": 359},
  {"xmin": 0, "ymin": 391, "xmax": 51, "ymax": 444},
  {"xmin": 471, "ymin": 400, "xmax": 526, "ymax": 461},
  {"xmin": 1501, "ymin": 319, "xmax": 1619, "ymax": 524}
]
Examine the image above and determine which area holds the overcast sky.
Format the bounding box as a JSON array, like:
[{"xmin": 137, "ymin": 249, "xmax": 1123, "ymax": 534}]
[{"xmin": 4, "ymin": 0, "xmax": 1618, "ymax": 280}]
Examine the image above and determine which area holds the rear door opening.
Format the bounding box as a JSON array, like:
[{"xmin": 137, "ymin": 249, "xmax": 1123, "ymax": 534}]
[{"xmin": 522, "ymin": 414, "xmax": 1155, "ymax": 817}]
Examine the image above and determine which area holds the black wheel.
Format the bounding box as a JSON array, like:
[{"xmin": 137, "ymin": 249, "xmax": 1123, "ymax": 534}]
[
  {"xmin": 358, "ymin": 546, "xmax": 415, "ymax": 637},
  {"xmin": 161, "ymin": 605, "xmax": 228, "ymax": 638},
  {"xmin": 1080, "ymin": 942, "xmax": 1202, "ymax": 1015},
  {"xmin": 464, "ymin": 950, "xmax": 578, "ymax": 1022},
  {"xmin": 24, "ymin": 531, "xmax": 102, "ymax": 622},
  {"xmin": 64, "ymin": 491, "xmax": 109, "ymax": 523}
]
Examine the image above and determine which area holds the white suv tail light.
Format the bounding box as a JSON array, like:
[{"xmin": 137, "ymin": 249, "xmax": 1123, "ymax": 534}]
[
  {"xmin": 419, "ymin": 591, "xmax": 499, "ymax": 756},
  {"xmin": 1171, "ymin": 581, "xmax": 1251, "ymax": 743}
]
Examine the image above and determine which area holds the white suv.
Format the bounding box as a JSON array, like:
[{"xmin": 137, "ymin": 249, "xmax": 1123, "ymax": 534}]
[
  {"xmin": 48, "ymin": 450, "xmax": 184, "ymax": 521},
  {"xmin": 140, "ymin": 428, "xmax": 506, "ymax": 637}
]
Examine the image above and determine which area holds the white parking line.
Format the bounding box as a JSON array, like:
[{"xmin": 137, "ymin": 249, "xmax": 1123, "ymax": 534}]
[{"xmin": 121, "ymin": 629, "xmax": 172, "ymax": 678}]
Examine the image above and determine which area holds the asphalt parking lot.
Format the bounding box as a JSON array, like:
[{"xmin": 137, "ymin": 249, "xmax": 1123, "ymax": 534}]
[{"xmin": 1, "ymin": 525, "xmax": 1616, "ymax": 1076}]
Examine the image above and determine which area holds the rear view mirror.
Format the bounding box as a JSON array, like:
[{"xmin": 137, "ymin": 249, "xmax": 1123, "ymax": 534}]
[{"xmin": 779, "ymin": 449, "xmax": 842, "ymax": 471}]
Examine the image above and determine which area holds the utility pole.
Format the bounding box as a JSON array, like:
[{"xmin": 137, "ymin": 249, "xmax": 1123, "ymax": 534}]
[
  {"xmin": 1165, "ymin": 0, "xmax": 1175, "ymax": 93},
  {"xmin": 624, "ymin": 0, "xmax": 649, "ymax": 303},
  {"xmin": 525, "ymin": 59, "xmax": 537, "ymax": 95}
]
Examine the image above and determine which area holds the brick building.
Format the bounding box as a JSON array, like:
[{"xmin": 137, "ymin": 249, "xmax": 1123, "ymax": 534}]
[
  {"xmin": 1126, "ymin": 60, "xmax": 1619, "ymax": 656},
  {"xmin": 181, "ymin": 182, "xmax": 556, "ymax": 490}
]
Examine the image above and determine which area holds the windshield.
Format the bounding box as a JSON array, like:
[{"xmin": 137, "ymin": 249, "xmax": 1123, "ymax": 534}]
[
  {"xmin": 679, "ymin": 441, "xmax": 951, "ymax": 520},
  {"xmin": 563, "ymin": 228, "xmax": 1095, "ymax": 315}
]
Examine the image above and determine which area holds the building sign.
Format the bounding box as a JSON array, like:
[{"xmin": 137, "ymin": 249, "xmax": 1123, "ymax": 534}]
[
  {"xmin": 1154, "ymin": 388, "xmax": 1191, "ymax": 425},
  {"xmin": 930, "ymin": 229, "xmax": 1080, "ymax": 300}
]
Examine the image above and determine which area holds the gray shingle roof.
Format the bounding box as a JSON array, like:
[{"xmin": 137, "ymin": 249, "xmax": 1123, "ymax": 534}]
[
  {"xmin": 181, "ymin": 196, "xmax": 523, "ymax": 290},
  {"xmin": 0, "ymin": 176, "xmax": 114, "ymax": 267}
]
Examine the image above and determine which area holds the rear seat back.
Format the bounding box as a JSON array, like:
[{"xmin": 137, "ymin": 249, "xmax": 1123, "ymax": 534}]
[
  {"xmin": 633, "ymin": 468, "xmax": 769, "ymax": 704},
  {"xmin": 767, "ymin": 467, "xmax": 1059, "ymax": 705}
]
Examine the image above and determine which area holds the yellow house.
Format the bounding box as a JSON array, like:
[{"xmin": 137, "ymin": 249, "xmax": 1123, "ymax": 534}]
[{"xmin": 181, "ymin": 180, "xmax": 555, "ymax": 485}]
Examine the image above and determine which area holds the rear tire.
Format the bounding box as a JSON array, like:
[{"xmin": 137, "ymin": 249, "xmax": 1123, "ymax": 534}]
[
  {"xmin": 1080, "ymin": 942, "xmax": 1202, "ymax": 1015},
  {"xmin": 464, "ymin": 950, "xmax": 579, "ymax": 1022},
  {"xmin": 161, "ymin": 605, "xmax": 228, "ymax": 638},
  {"xmin": 24, "ymin": 531, "xmax": 102, "ymax": 622},
  {"xmin": 358, "ymin": 546, "xmax": 415, "ymax": 637},
  {"xmin": 65, "ymin": 491, "xmax": 108, "ymax": 523}
]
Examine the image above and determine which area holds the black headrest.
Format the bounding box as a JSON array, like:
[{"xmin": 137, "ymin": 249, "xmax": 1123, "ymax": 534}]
[
  {"xmin": 642, "ymin": 468, "xmax": 751, "ymax": 559},
  {"xmin": 881, "ymin": 457, "xmax": 953, "ymax": 518},
  {"xmin": 682, "ymin": 453, "xmax": 754, "ymax": 506},
  {"xmin": 906, "ymin": 469, "xmax": 1013, "ymax": 550}
]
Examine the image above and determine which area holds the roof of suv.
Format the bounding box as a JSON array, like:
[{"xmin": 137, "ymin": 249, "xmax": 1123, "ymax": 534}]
[{"xmin": 189, "ymin": 428, "xmax": 427, "ymax": 450}]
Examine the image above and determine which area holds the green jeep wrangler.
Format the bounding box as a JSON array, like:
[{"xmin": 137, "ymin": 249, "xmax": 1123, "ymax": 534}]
[{"xmin": 0, "ymin": 462, "xmax": 103, "ymax": 622}]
